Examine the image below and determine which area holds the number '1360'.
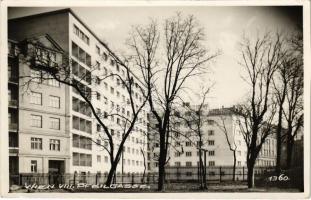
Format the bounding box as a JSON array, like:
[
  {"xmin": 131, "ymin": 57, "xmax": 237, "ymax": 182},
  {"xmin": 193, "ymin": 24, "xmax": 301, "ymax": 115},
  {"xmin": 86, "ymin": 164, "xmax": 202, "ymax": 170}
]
[{"xmin": 268, "ymin": 174, "xmax": 289, "ymax": 181}]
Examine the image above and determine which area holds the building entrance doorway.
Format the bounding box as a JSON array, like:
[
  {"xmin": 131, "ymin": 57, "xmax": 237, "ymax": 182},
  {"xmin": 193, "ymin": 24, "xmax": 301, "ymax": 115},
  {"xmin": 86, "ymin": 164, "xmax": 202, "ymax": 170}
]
[{"xmin": 48, "ymin": 160, "xmax": 65, "ymax": 185}]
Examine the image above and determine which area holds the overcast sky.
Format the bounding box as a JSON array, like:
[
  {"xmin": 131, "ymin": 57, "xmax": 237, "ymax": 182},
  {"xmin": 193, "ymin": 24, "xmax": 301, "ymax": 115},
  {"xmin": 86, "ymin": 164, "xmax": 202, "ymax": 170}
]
[{"xmin": 8, "ymin": 6, "xmax": 302, "ymax": 108}]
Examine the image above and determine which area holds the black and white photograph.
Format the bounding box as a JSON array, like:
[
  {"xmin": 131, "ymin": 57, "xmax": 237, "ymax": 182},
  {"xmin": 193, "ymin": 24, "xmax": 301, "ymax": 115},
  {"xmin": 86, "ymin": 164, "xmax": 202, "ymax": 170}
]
[{"xmin": 0, "ymin": 0, "xmax": 310, "ymax": 198}]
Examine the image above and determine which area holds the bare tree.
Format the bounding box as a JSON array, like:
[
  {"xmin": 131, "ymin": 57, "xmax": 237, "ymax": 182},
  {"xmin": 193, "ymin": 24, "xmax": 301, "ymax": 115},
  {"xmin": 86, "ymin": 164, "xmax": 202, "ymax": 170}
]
[
  {"xmin": 174, "ymin": 87, "xmax": 211, "ymax": 189},
  {"xmin": 272, "ymin": 57, "xmax": 289, "ymax": 174},
  {"xmin": 126, "ymin": 13, "xmax": 218, "ymax": 191},
  {"xmin": 235, "ymin": 31, "xmax": 285, "ymax": 188},
  {"xmin": 272, "ymin": 31, "xmax": 303, "ymax": 171},
  {"xmin": 214, "ymin": 115, "xmax": 238, "ymax": 181},
  {"xmin": 18, "ymin": 38, "xmax": 149, "ymax": 186},
  {"xmin": 283, "ymin": 32, "xmax": 303, "ymax": 169}
]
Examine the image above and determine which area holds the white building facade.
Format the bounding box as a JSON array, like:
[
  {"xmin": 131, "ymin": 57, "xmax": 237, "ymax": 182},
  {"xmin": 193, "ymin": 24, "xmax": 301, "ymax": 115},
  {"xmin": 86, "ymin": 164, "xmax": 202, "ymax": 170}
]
[{"xmin": 8, "ymin": 9, "xmax": 148, "ymax": 177}]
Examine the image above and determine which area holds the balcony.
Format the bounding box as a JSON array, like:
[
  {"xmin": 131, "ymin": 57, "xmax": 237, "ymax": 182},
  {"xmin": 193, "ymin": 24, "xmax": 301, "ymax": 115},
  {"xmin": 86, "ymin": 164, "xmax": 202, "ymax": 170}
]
[
  {"xmin": 9, "ymin": 132, "xmax": 18, "ymax": 156},
  {"xmin": 8, "ymin": 40, "xmax": 19, "ymax": 57},
  {"xmin": 8, "ymin": 99, "xmax": 18, "ymax": 108},
  {"xmin": 9, "ymin": 123, "xmax": 18, "ymax": 132},
  {"xmin": 8, "ymin": 74, "xmax": 18, "ymax": 84},
  {"xmin": 9, "ymin": 148, "xmax": 19, "ymax": 156}
]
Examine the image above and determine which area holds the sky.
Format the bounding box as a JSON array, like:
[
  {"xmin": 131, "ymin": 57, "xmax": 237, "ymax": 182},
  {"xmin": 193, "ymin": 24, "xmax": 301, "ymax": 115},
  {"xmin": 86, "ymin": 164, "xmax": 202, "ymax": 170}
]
[{"xmin": 8, "ymin": 6, "xmax": 302, "ymax": 108}]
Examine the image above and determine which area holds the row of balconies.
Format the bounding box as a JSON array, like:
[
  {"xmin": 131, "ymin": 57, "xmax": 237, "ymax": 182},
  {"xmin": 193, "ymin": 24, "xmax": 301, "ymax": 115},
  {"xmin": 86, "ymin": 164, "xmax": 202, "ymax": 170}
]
[{"xmin": 8, "ymin": 41, "xmax": 19, "ymax": 156}]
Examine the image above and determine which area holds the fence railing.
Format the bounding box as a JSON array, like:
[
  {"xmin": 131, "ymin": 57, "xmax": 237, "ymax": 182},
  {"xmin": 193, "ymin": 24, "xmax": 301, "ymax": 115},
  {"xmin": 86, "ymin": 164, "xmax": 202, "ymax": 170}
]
[{"xmin": 9, "ymin": 166, "xmax": 275, "ymax": 187}]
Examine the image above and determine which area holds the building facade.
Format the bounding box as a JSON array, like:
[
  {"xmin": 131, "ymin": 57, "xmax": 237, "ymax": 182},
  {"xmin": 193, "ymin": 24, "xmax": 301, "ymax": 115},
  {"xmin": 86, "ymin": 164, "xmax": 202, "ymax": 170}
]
[
  {"xmin": 167, "ymin": 106, "xmax": 248, "ymax": 169},
  {"xmin": 147, "ymin": 106, "xmax": 277, "ymax": 175},
  {"xmin": 8, "ymin": 35, "xmax": 71, "ymax": 177},
  {"xmin": 8, "ymin": 9, "xmax": 148, "ymax": 177}
]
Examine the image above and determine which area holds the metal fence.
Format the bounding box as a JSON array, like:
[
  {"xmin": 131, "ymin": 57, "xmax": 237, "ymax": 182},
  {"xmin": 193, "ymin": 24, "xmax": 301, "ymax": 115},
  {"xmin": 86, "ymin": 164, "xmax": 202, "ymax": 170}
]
[{"xmin": 10, "ymin": 166, "xmax": 276, "ymax": 187}]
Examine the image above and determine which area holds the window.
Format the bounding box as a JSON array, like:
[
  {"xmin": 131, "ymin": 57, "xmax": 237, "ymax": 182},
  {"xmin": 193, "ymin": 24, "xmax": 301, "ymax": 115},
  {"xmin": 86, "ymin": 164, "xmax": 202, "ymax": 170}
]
[
  {"xmin": 72, "ymin": 61, "xmax": 92, "ymax": 84},
  {"xmin": 110, "ymin": 87, "xmax": 114, "ymax": 94},
  {"xmin": 72, "ymin": 97, "xmax": 92, "ymax": 117},
  {"xmin": 96, "ymin": 92, "xmax": 101, "ymax": 100},
  {"xmin": 73, "ymin": 25, "xmax": 79, "ymax": 35},
  {"xmin": 104, "ymin": 97, "xmax": 108, "ymax": 104},
  {"xmin": 47, "ymin": 75, "xmax": 60, "ymax": 87},
  {"xmin": 71, "ymin": 42, "xmax": 91, "ymax": 66},
  {"xmin": 208, "ymin": 161, "xmax": 215, "ymax": 166},
  {"xmin": 96, "ymin": 46, "xmax": 100, "ymax": 55},
  {"xmin": 31, "ymin": 69, "xmax": 42, "ymax": 83},
  {"xmin": 96, "ymin": 77, "xmax": 101, "ymax": 85},
  {"xmin": 73, "ymin": 25, "xmax": 89, "ymax": 45},
  {"xmin": 73, "ymin": 152, "xmax": 79, "ymax": 166},
  {"xmin": 209, "ymin": 171, "xmax": 215, "ymax": 176},
  {"xmin": 97, "ymin": 155, "xmax": 101, "ymax": 163},
  {"xmin": 72, "ymin": 152, "xmax": 92, "ymax": 166},
  {"xmin": 237, "ymin": 151, "xmax": 242, "ymax": 156},
  {"xmin": 50, "ymin": 139, "xmax": 60, "ymax": 151},
  {"xmin": 31, "ymin": 137, "xmax": 42, "ymax": 150},
  {"xmin": 103, "ymin": 52, "xmax": 108, "ymax": 61},
  {"xmin": 96, "ymin": 61, "xmax": 100, "ymax": 69},
  {"xmin": 31, "ymin": 160, "xmax": 37, "ymax": 173},
  {"xmin": 49, "ymin": 95, "xmax": 60, "ymax": 108},
  {"xmin": 186, "ymin": 152, "xmax": 192, "ymax": 157},
  {"xmin": 30, "ymin": 92, "xmax": 42, "ymax": 105},
  {"xmin": 110, "ymin": 59, "xmax": 115, "ymax": 66},
  {"xmin": 207, "ymin": 120, "xmax": 215, "ymax": 125},
  {"xmin": 208, "ymin": 140, "xmax": 215, "ymax": 145},
  {"xmin": 185, "ymin": 141, "xmax": 191, "ymax": 146},
  {"xmin": 208, "ymin": 130, "xmax": 214, "ymax": 136},
  {"xmin": 237, "ymin": 161, "xmax": 241, "ymax": 166},
  {"xmin": 31, "ymin": 115, "xmax": 42, "ymax": 128},
  {"xmin": 97, "ymin": 124, "xmax": 101, "ymax": 132},
  {"xmin": 50, "ymin": 117, "xmax": 60, "ymax": 130},
  {"xmin": 186, "ymin": 162, "xmax": 192, "ymax": 167},
  {"xmin": 208, "ymin": 151, "xmax": 215, "ymax": 156},
  {"xmin": 186, "ymin": 172, "xmax": 192, "ymax": 176},
  {"xmin": 175, "ymin": 162, "xmax": 181, "ymax": 167},
  {"xmin": 72, "ymin": 115, "xmax": 92, "ymax": 134}
]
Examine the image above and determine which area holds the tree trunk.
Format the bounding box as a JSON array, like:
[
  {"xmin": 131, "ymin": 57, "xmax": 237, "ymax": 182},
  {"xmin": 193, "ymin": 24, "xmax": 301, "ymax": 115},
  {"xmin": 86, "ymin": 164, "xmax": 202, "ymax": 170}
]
[
  {"xmin": 247, "ymin": 160, "xmax": 255, "ymax": 188},
  {"xmin": 232, "ymin": 151, "xmax": 236, "ymax": 181},
  {"xmin": 141, "ymin": 148, "xmax": 146, "ymax": 183},
  {"xmin": 106, "ymin": 161, "xmax": 118, "ymax": 186},
  {"xmin": 275, "ymin": 126, "xmax": 282, "ymax": 174},
  {"xmin": 199, "ymin": 149, "xmax": 203, "ymax": 189},
  {"xmin": 157, "ymin": 131, "xmax": 167, "ymax": 191},
  {"xmin": 286, "ymin": 138, "xmax": 294, "ymax": 169},
  {"xmin": 275, "ymin": 103, "xmax": 284, "ymax": 174},
  {"xmin": 105, "ymin": 150, "xmax": 123, "ymax": 185}
]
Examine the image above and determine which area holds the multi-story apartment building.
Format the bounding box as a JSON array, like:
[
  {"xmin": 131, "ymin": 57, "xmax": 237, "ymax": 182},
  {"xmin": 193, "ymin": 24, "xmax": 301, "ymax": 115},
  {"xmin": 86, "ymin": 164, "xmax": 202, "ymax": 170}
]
[
  {"xmin": 167, "ymin": 106, "xmax": 248, "ymax": 168},
  {"xmin": 147, "ymin": 105, "xmax": 277, "ymax": 175},
  {"xmin": 8, "ymin": 35, "xmax": 70, "ymax": 177},
  {"xmin": 8, "ymin": 8, "xmax": 148, "ymax": 177}
]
